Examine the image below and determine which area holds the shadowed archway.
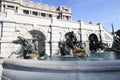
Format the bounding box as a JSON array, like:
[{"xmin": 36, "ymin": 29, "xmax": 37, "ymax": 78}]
[
  {"xmin": 89, "ymin": 33, "xmax": 99, "ymax": 51},
  {"xmin": 29, "ymin": 30, "xmax": 46, "ymax": 57}
]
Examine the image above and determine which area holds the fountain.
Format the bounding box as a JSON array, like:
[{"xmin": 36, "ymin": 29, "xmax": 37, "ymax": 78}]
[{"xmin": 2, "ymin": 32, "xmax": 120, "ymax": 80}]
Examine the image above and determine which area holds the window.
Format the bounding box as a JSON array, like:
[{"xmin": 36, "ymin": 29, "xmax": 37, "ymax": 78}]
[
  {"xmin": 65, "ymin": 16, "xmax": 69, "ymax": 20},
  {"xmin": 3, "ymin": 5, "xmax": 5, "ymax": 11},
  {"xmin": 57, "ymin": 16, "xmax": 60, "ymax": 19},
  {"xmin": 32, "ymin": 11, "xmax": 38, "ymax": 16},
  {"xmin": 48, "ymin": 14, "xmax": 52, "ymax": 18},
  {"xmin": 65, "ymin": 9, "xmax": 68, "ymax": 12},
  {"xmin": 41, "ymin": 13, "xmax": 46, "ymax": 17},
  {"xmin": 23, "ymin": 10, "xmax": 29, "ymax": 14},
  {"xmin": 7, "ymin": 5, "xmax": 14, "ymax": 8}
]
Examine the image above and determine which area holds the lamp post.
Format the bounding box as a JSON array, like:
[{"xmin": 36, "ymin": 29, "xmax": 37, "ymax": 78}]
[{"xmin": 111, "ymin": 23, "xmax": 115, "ymax": 36}]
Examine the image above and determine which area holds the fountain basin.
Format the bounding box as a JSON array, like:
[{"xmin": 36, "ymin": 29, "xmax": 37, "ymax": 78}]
[{"xmin": 2, "ymin": 58, "xmax": 120, "ymax": 80}]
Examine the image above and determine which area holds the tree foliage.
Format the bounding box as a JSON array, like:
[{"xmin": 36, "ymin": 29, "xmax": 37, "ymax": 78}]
[{"xmin": 115, "ymin": 30, "xmax": 120, "ymax": 37}]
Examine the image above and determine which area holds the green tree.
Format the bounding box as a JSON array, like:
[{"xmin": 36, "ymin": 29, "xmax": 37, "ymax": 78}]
[{"xmin": 115, "ymin": 30, "xmax": 120, "ymax": 37}]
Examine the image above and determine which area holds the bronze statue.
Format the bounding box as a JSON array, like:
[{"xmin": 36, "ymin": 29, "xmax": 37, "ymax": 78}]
[
  {"xmin": 11, "ymin": 36, "xmax": 38, "ymax": 59},
  {"xmin": 59, "ymin": 31, "xmax": 85, "ymax": 57}
]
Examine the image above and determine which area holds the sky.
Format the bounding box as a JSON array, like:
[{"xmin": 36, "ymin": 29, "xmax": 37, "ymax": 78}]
[{"xmin": 31, "ymin": 0, "xmax": 120, "ymax": 32}]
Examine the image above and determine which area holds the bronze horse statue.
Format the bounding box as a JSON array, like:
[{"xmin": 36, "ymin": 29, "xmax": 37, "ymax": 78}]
[
  {"xmin": 59, "ymin": 31, "xmax": 85, "ymax": 57},
  {"xmin": 11, "ymin": 36, "xmax": 47, "ymax": 59}
]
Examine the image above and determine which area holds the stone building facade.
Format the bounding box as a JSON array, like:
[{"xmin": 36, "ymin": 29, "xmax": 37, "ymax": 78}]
[{"xmin": 0, "ymin": 0, "xmax": 113, "ymax": 58}]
